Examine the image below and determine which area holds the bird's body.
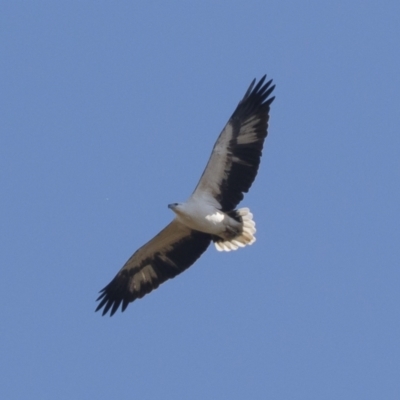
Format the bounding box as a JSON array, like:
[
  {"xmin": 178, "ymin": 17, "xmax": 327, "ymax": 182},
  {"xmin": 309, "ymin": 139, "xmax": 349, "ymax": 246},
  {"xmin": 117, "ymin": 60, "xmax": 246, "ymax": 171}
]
[
  {"xmin": 96, "ymin": 75, "xmax": 275, "ymax": 316},
  {"xmin": 169, "ymin": 201, "xmax": 230, "ymax": 235},
  {"xmin": 169, "ymin": 200, "xmax": 233, "ymax": 234},
  {"xmin": 169, "ymin": 201, "xmax": 255, "ymax": 248}
]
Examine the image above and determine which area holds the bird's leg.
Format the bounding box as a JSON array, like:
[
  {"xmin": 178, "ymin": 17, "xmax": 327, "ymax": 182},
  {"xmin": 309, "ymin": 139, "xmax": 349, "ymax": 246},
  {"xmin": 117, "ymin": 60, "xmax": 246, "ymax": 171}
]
[{"xmin": 223, "ymin": 225, "xmax": 240, "ymax": 239}]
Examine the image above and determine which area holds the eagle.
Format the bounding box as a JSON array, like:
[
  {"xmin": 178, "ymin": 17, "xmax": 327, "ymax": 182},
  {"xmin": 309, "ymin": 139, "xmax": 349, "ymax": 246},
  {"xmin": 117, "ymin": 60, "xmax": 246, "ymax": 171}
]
[{"xmin": 96, "ymin": 75, "xmax": 275, "ymax": 316}]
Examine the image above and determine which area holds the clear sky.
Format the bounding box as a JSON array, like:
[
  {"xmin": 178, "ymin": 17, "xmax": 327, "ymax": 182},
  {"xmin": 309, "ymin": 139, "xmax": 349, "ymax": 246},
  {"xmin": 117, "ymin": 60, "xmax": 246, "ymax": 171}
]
[{"xmin": 1, "ymin": 2, "xmax": 399, "ymax": 399}]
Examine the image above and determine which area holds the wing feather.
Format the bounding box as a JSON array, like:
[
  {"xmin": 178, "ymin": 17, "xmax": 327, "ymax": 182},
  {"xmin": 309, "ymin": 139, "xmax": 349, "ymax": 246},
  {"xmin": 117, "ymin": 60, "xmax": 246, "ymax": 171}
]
[
  {"xmin": 192, "ymin": 75, "xmax": 275, "ymax": 210},
  {"xmin": 96, "ymin": 220, "xmax": 211, "ymax": 316}
]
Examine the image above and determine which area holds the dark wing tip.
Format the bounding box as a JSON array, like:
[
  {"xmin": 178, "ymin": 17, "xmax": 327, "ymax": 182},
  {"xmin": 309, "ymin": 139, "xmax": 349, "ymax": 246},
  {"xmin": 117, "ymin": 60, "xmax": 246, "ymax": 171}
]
[
  {"xmin": 95, "ymin": 270, "xmax": 132, "ymax": 316},
  {"xmin": 246, "ymin": 76, "xmax": 275, "ymax": 103},
  {"xmin": 234, "ymin": 75, "xmax": 275, "ymax": 122}
]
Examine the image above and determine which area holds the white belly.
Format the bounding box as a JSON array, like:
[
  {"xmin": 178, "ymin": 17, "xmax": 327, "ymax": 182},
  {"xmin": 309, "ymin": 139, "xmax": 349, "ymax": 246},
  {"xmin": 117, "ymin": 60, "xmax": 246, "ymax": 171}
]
[{"xmin": 174, "ymin": 201, "xmax": 227, "ymax": 235}]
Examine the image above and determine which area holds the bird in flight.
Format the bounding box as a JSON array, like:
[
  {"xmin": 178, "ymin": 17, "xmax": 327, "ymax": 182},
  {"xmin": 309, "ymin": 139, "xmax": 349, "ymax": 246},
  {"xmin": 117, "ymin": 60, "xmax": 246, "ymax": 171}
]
[{"xmin": 96, "ymin": 75, "xmax": 275, "ymax": 316}]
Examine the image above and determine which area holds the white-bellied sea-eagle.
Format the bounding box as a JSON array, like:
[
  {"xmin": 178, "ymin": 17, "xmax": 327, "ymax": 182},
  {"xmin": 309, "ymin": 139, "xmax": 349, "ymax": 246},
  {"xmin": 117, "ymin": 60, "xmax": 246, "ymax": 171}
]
[{"xmin": 96, "ymin": 75, "xmax": 275, "ymax": 316}]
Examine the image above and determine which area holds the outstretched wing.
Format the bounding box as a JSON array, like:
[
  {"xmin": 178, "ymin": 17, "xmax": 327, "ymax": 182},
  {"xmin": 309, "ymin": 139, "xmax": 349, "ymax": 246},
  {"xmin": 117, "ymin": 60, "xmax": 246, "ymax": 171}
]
[
  {"xmin": 191, "ymin": 75, "xmax": 275, "ymax": 211},
  {"xmin": 96, "ymin": 220, "xmax": 211, "ymax": 316}
]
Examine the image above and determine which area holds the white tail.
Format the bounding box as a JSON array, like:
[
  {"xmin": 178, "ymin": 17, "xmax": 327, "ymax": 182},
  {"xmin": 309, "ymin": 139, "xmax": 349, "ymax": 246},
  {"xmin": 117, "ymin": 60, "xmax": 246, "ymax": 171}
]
[{"xmin": 214, "ymin": 208, "xmax": 256, "ymax": 252}]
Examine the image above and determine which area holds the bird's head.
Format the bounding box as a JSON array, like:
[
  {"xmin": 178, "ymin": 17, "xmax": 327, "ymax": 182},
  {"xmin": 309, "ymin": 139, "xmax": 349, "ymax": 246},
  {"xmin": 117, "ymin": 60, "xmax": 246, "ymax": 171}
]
[{"xmin": 168, "ymin": 202, "xmax": 183, "ymax": 213}]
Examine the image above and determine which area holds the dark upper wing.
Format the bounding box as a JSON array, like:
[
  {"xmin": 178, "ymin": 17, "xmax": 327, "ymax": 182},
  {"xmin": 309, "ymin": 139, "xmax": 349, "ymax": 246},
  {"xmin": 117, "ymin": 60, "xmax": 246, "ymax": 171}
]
[
  {"xmin": 191, "ymin": 75, "xmax": 275, "ymax": 211},
  {"xmin": 96, "ymin": 220, "xmax": 211, "ymax": 316}
]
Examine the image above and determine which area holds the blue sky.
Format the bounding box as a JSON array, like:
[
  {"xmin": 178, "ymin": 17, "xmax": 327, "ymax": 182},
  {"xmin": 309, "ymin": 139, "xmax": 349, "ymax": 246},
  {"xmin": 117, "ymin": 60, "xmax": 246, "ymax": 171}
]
[{"xmin": 1, "ymin": 2, "xmax": 399, "ymax": 399}]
